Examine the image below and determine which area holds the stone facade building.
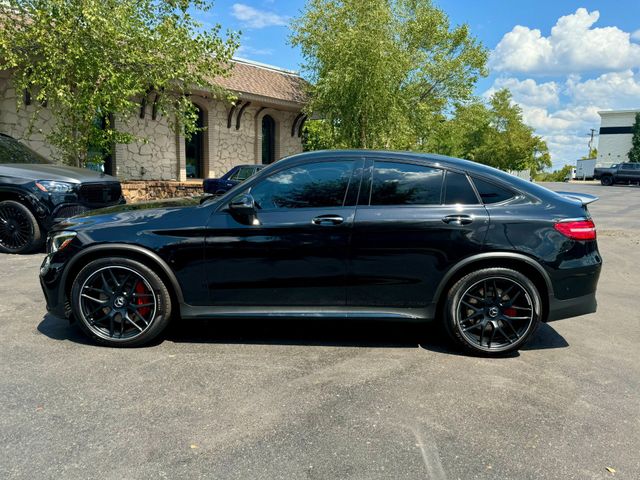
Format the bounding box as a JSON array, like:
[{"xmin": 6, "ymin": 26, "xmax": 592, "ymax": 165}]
[{"xmin": 0, "ymin": 58, "xmax": 307, "ymax": 183}]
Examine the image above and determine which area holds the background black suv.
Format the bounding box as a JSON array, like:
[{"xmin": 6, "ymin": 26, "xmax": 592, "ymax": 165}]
[{"xmin": 0, "ymin": 133, "xmax": 124, "ymax": 254}]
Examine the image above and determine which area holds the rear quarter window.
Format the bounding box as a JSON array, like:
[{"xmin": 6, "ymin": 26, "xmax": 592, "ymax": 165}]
[{"xmin": 471, "ymin": 177, "xmax": 516, "ymax": 204}]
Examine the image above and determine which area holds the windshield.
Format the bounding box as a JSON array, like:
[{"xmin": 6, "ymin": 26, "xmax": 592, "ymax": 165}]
[{"xmin": 0, "ymin": 134, "xmax": 52, "ymax": 164}]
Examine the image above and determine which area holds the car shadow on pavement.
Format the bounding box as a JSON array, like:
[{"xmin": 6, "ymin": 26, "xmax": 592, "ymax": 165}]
[
  {"xmin": 165, "ymin": 317, "xmax": 569, "ymax": 357},
  {"xmin": 37, "ymin": 314, "xmax": 95, "ymax": 346},
  {"xmin": 37, "ymin": 314, "xmax": 569, "ymax": 355}
]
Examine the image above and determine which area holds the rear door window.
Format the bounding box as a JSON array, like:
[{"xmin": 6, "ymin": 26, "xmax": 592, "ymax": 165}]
[
  {"xmin": 370, "ymin": 161, "xmax": 443, "ymax": 205},
  {"xmin": 443, "ymin": 171, "xmax": 479, "ymax": 205},
  {"xmin": 471, "ymin": 177, "xmax": 515, "ymax": 204}
]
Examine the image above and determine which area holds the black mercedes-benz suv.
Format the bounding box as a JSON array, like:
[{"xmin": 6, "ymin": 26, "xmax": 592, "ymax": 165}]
[
  {"xmin": 40, "ymin": 150, "xmax": 602, "ymax": 355},
  {"xmin": 0, "ymin": 133, "xmax": 124, "ymax": 254}
]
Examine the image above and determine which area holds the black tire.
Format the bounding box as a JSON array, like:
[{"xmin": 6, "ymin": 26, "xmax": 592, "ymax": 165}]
[
  {"xmin": 70, "ymin": 257, "xmax": 173, "ymax": 347},
  {"xmin": 0, "ymin": 200, "xmax": 43, "ymax": 254},
  {"xmin": 444, "ymin": 268, "xmax": 542, "ymax": 356},
  {"xmin": 601, "ymin": 176, "xmax": 613, "ymax": 186}
]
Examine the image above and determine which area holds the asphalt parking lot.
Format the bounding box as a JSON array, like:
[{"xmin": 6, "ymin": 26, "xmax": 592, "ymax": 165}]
[{"xmin": 1, "ymin": 182, "xmax": 639, "ymax": 480}]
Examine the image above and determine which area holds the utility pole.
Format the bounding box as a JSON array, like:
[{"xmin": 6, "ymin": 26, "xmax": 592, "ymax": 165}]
[{"xmin": 588, "ymin": 129, "xmax": 596, "ymax": 157}]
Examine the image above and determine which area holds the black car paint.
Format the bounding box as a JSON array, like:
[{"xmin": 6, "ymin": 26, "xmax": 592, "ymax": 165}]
[
  {"xmin": 0, "ymin": 136, "xmax": 125, "ymax": 230},
  {"xmin": 40, "ymin": 150, "xmax": 601, "ymax": 324}
]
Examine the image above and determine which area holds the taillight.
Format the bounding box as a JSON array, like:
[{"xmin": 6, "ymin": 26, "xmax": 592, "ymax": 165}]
[{"xmin": 554, "ymin": 219, "xmax": 597, "ymax": 240}]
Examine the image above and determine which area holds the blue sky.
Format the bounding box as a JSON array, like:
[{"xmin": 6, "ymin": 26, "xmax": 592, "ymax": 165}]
[{"xmin": 197, "ymin": 1, "xmax": 640, "ymax": 169}]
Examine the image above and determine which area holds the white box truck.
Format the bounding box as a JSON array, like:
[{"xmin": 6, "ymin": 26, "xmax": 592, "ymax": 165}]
[{"xmin": 576, "ymin": 158, "xmax": 596, "ymax": 180}]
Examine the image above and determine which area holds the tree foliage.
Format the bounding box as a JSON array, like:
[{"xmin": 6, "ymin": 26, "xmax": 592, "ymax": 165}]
[
  {"xmin": 534, "ymin": 165, "xmax": 572, "ymax": 182},
  {"xmin": 628, "ymin": 112, "xmax": 640, "ymax": 163},
  {"xmin": 0, "ymin": 0, "xmax": 238, "ymax": 166},
  {"xmin": 290, "ymin": 0, "xmax": 488, "ymax": 150},
  {"xmin": 425, "ymin": 89, "xmax": 551, "ymax": 173}
]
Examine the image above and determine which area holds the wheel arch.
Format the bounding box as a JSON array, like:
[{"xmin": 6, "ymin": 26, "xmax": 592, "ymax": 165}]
[
  {"xmin": 62, "ymin": 244, "xmax": 185, "ymax": 308},
  {"xmin": 433, "ymin": 253, "xmax": 553, "ymax": 322}
]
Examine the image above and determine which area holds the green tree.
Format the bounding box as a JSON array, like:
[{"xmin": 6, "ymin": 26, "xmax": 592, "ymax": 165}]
[
  {"xmin": 427, "ymin": 89, "xmax": 551, "ymax": 173},
  {"xmin": 0, "ymin": 0, "xmax": 238, "ymax": 166},
  {"xmin": 534, "ymin": 165, "xmax": 572, "ymax": 182},
  {"xmin": 581, "ymin": 148, "xmax": 597, "ymax": 160},
  {"xmin": 628, "ymin": 112, "xmax": 640, "ymax": 162},
  {"xmin": 290, "ymin": 0, "xmax": 488, "ymax": 150}
]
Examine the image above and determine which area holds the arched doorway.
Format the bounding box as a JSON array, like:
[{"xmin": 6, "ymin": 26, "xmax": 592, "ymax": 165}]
[
  {"xmin": 185, "ymin": 105, "xmax": 205, "ymax": 178},
  {"xmin": 261, "ymin": 115, "xmax": 276, "ymax": 165}
]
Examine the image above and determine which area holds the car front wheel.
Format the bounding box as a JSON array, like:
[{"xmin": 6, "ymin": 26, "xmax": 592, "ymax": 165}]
[
  {"xmin": 444, "ymin": 268, "xmax": 541, "ymax": 356},
  {"xmin": 0, "ymin": 200, "xmax": 43, "ymax": 254},
  {"xmin": 70, "ymin": 257, "xmax": 172, "ymax": 347}
]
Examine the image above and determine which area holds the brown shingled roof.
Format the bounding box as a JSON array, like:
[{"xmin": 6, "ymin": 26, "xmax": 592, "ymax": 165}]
[{"xmin": 215, "ymin": 59, "xmax": 307, "ymax": 106}]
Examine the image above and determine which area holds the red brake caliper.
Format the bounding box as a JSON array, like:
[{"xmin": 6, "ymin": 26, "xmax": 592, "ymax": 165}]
[
  {"xmin": 504, "ymin": 307, "xmax": 517, "ymax": 317},
  {"xmin": 135, "ymin": 281, "xmax": 151, "ymax": 317}
]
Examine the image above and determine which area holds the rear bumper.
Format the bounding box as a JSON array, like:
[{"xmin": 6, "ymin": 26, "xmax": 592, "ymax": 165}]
[{"xmin": 546, "ymin": 292, "xmax": 597, "ymax": 322}]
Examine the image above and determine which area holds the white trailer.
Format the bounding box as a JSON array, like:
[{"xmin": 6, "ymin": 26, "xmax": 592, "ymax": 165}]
[{"xmin": 576, "ymin": 158, "xmax": 596, "ymax": 180}]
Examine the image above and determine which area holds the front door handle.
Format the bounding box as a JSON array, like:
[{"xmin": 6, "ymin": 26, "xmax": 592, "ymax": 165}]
[
  {"xmin": 442, "ymin": 214, "xmax": 473, "ymax": 225},
  {"xmin": 312, "ymin": 215, "xmax": 344, "ymax": 226}
]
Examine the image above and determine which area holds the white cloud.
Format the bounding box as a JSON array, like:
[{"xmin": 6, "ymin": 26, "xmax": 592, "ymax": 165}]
[
  {"xmin": 231, "ymin": 3, "xmax": 288, "ymax": 29},
  {"xmin": 491, "ymin": 8, "xmax": 640, "ymax": 74},
  {"xmin": 484, "ymin": 77, "xmax": 560, "ymax": 108},
  {"xmin": 632, "ymin": 30, "xmax": 640, "ymax": 41},
  {"xmin": 236, "ymin": 45, "xmax": 274, "ymax": 57},
  {"xmin": 567, "ymin": 70, "xmax": 640, "ymax": 109}
]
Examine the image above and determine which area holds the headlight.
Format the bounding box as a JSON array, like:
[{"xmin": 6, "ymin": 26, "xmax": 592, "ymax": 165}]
[
  {"xmin": 35, "ymin": 180, "xmax": 75, "ymax": 193},
  {"xmin": 49, "ymin": 231, "xmax": 77, "ymax": 253}
]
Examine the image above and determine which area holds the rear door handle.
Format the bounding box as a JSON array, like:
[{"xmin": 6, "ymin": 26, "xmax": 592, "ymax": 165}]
[
  {"xmin": 312, "ymin": 215, "xmax": 344, "ymax": 226},
  {"xmin": 442, "ymin": 214, "xmax": 473, "ymax": 225}
]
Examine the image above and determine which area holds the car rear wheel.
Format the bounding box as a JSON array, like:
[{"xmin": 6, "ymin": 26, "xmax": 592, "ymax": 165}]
[
  {"xmin": 444, "ymin": 268, "xmax": 541, "ymax": 356},
  {"xmin": 0, "ymin": 200, "xmax": 43, "ymax": 254},
  {"xmin": 601, "ymin": 176, "xmax": 613, "ymax": 186},
  {"xmin": 70, "ymin": 257, "xmax": 172, "ymax": 347}
]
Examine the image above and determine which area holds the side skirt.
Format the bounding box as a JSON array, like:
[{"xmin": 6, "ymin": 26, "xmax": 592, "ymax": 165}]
[{"xmin": 180, "ymin": 305, "xmax": 436, "ymax": 322}]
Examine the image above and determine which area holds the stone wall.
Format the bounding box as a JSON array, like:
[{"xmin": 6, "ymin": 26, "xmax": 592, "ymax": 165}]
[
  {"xmin": 121, "ymin": 180, "xmax": 203, "ymax": 203},
  {"xmin": 0, "ymin": 76, "xmax": 61, "ymax": 161},
  {"xmin": 0, "ymin": 75, "xmax": 305, "ymax": 180},
  {"xmin": 114, "ymin": 111, "xmax": 177, "ymax": 180}
]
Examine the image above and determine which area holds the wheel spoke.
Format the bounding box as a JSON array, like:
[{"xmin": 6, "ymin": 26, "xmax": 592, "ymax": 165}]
[
  {"xmin": 130, "ymin": 309, "xmax": 150, "ymax": 327},
  {"xmin": 125, "ymin": 313, "xmax": 144, "ymax": 332},
  {"xmin": 81, "ymin": 293, "xmax": 108, "ymax": 304}
]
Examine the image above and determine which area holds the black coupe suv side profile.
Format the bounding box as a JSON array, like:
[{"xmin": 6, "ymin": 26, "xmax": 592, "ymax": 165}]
[
  {"xmin": 0, "ymin": 133, "xmax": 124, "ymax": 254},
  {"xmin": 40, "ymin": 150, "xmax": 602, "ymax": 355}
]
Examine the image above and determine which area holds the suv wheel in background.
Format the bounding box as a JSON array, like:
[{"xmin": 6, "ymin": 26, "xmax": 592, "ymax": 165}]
[
  {"xmin": 444, "ymin": 268, "xmax": 542, "ymax": 356},
  {"xmin": 0, "ymin": 200, "xmax": 43, "ymax": 254},
  {"xmin": 70, "ymin": 257, "xmax": 173, "ymax": 347},
  {"xmin": 600, "ymin": 176, "xmax": 613, "ymax": 186}
]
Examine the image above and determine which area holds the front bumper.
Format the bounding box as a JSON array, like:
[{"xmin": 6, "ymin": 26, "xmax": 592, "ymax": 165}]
[{"xmin": 39, "ymin": 252, "xmax": 72, "ymax": 319}]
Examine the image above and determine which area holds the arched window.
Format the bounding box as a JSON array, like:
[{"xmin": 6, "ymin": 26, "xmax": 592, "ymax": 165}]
[
  {"xmin": 185, "ymin": 105, "xmax": 205, "ymax": 178},
  {"xmin": 262, "ymin": 115, "xmax": 276, "ymax": 165}
]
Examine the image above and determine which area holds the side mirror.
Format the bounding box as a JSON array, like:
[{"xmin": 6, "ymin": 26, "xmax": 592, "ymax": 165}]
[{"xmin": 228, "ymin": 193, "xmax": 258, "ymax": 224}]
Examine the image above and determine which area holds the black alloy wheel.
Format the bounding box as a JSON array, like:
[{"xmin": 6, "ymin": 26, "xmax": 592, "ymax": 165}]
[
  {"xmin": 0, "ymin": 200, "xmax": 42, "ymax": 254},
  {"xmin": 445, "ymin": 268, "xmax": 541, "ymax": 355},
  {"xmin": 71, "ymin": 258, "xmax": 172, "ymax": 347}
]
